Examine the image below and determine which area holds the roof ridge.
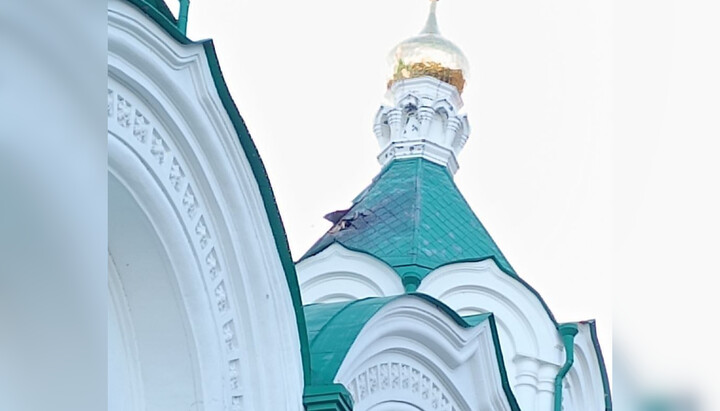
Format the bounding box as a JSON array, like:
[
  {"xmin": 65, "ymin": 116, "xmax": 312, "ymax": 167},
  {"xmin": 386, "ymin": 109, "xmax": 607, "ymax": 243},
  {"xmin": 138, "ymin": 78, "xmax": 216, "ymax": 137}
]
[{"xmin": 409, "ymin": 158, "xmax": 424, "ymax": 268}]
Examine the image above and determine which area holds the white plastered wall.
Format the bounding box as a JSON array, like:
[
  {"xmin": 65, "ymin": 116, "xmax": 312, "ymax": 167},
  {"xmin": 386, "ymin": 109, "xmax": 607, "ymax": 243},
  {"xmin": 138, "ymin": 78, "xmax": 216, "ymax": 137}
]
[{"xmin": 108, "ymin": 1, "xmax": 304, "ymax": 409}]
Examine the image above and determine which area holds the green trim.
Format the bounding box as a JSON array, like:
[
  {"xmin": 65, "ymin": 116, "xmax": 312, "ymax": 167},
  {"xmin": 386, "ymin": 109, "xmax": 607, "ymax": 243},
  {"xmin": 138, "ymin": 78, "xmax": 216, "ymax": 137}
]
[
  {"xmin": 402, "ymin": 272, "xmax": 422, "ymax": 292},
  {"xmin": 201, "ymin": 39, "xmax": 312, "ymax": 385},
  {"xmin": 303, "ymin": 384, "xmax": 354, "ymax": 411},
  {"xmin": 123, "ymin": 0, "xmax": 312, "ymax": 384},
  {"xmin": 304, "ymin": 293, "xmax": 521, "ymax": 410},
  {"xmin": 588, "ymin": 320, "xmax": 613, "ymax": 410},
  {"xmin": 486, "ymin": 314, "xmax": 522, "ymax": 411},
  {"xmin": 144, "ymin": 0, "xmax": 177, "ymax": 24},
  {"xmin": 177, "ymin": 0, "xmax": 189, "ymax": 34},
  {"xmin": 554, "ymin": 323, "xmax": 579, "ymax": 411},
  {"xmin": 125, "ymin": 0, "xmax": 188, "ymax": 42}
]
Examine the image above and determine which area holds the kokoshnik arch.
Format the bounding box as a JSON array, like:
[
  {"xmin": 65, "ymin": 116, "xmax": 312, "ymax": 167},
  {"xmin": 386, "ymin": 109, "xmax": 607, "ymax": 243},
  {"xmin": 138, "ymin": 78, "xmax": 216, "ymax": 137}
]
[{"xmin": 107, "ymin": 1, "xmax": 612, "ymax": 410}]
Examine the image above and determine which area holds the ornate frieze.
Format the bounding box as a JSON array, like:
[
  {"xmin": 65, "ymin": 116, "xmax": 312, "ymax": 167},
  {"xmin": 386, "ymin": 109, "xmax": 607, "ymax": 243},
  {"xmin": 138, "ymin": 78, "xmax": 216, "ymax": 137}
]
[
  {"xmin": 108, "ymin": 87, "xmax": 245, "ymax": 410},
  {"xmin": 347, "ymin": 361, "xmax": 458, "ymax": 411}
]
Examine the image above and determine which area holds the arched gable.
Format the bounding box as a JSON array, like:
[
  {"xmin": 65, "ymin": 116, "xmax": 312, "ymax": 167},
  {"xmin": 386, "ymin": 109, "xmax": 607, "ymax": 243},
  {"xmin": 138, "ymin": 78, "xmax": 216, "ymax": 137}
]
[
  {"xmin": 297, "ymin": 244, "xmax": 405, "ymax": 304},
  {"xmin": 418, "ymin": 260, "xmax": 611, "ymax": 411},
  {"xmin": 419, "ymin": 260, "xmax": 559, "ymax": 359},
  {"xmin": 304, "ymin": 294, "xmax": 521, "ymax": 411},
  {"xmin": 418, "ymin": 259, "xmax": 563, "ymax": 411},
  {"xmin": 108, "ymin": 1, "xmax": 308, "ymax": 409}
]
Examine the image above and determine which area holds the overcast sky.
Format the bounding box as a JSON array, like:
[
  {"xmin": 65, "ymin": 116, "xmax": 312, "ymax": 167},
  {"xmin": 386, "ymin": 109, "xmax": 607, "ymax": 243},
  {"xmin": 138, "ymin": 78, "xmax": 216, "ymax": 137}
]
[{"xmin": 179, "ymin": 0, "xmax": 720, "ymax": 407}]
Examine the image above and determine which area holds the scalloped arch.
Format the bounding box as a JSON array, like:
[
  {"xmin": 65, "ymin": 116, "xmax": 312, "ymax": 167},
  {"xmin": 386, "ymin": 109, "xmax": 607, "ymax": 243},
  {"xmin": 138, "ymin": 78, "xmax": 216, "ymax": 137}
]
[
  {"xmin": 332, "ymin": 296, "xmax": 521, "ymax": 411},
  {"xmin": 297, "ymin": 244, "xmax": 405, "ymax": 304}
]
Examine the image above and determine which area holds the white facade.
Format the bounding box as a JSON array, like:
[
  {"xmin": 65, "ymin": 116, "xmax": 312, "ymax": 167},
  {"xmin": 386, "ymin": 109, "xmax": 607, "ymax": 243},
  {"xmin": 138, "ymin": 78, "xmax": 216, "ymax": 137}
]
[{"xmin": 108, "ymin": 1, "xmax": 305, "ymax": 410}]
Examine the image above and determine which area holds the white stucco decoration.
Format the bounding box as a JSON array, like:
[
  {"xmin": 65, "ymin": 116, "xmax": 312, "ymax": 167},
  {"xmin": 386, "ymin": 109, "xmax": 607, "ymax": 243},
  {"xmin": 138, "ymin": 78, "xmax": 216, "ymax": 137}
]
[
  {"xmin": 108, "ymin": 1, "xmax": 304, "ymax": 410},
  {"xmin": 295, "ymin": 243, "xmax": 607, "ymax": 410},
  {"xmin": 297, "ymin": 244, "xmax": 405, "ymax": 304},
  {"xmin": 374, "ymin": 77, "xmax": 470, "ymax": 174},
  {"xmin": 418, "ymin": 259, "xmax": 607, "ymax": 411},
  {"xmin": 418, "ymin": 260, "xmax": 560, "ymax": 411},
  {"xmin": 335, "ymin": 296, "xmax": 516, "ymax": 411}
]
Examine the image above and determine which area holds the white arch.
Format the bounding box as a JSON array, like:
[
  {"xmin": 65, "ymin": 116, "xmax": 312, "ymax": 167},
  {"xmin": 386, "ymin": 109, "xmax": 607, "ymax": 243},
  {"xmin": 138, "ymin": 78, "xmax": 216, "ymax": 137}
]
[
  {"xmin": 297, "ymin": 244, "xmax": 405, "ymax": 304},
  {"xmin": 335, "ymin": 296, "xmax": 516, "ymax": 411},
  {"xmin": 432, "ymin": 99, "xmax": 455, "ymax": 116},
  {"xmin": 419, "ymin": 260, "xmax": 559, "ymax": 359},
  {"xmin": 108, "ymin": 166, "xmax": 212, "ymax": 411},
  {"xmin": 418, "ymin": 259, "xmax": 563, "ymax": 411},
  {"xmin": 108, "ymin": 1, "xmax": 305, "ymax": 409},
  {"xmin": 108, "ymin": 252, "xmax": 145, "ymax": 411}
]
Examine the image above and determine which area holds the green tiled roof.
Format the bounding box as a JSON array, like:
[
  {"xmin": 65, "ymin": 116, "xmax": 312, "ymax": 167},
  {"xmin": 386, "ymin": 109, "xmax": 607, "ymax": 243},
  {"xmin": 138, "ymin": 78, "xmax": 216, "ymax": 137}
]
[{"xmin": 300, "ymin": 158, "xmax": 517, "ymax": 283}]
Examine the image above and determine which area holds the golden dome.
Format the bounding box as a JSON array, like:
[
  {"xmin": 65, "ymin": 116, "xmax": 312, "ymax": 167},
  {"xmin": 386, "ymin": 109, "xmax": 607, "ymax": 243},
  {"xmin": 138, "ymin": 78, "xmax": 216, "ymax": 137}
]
[{"xmin": 387, "ymin": 0, "xmax": 469, "ymax": 93}]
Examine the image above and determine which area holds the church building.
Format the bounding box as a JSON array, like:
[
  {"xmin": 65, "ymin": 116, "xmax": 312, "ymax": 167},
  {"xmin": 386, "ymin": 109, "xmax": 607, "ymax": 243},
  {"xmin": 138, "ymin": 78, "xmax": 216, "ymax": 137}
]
[{"xmin": 107, "ymin": 0, "xmax": 611, "ymax": 410}]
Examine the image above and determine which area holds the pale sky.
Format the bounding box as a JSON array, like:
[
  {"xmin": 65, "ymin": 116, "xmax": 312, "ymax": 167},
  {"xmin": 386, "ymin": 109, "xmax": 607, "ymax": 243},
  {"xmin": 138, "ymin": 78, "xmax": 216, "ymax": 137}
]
[{"xmin": 179, "ymin": 0, "xmax": 720, "ymax": 407}]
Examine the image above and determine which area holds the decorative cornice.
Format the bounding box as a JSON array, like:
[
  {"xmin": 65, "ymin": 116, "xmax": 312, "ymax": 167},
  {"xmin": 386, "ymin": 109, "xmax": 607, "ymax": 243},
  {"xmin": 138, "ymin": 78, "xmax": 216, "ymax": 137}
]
[{"xmin": 374, "ymin": 77, "xmax": 470, "ymax": 174}]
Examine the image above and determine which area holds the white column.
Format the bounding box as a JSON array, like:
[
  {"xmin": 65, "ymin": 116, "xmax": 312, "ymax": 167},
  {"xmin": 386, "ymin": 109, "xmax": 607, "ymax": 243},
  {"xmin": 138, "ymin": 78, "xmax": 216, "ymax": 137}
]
[{"xmin": 537, "ymin": 363, "xmax": 559, "ymax": 411}]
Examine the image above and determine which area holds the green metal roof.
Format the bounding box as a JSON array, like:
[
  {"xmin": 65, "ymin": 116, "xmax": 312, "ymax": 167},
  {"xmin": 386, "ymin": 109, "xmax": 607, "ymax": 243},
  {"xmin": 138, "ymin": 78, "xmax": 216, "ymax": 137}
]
[
  {"xmin": 306, "ymin": 297, "xmax": 394, "ymax": 385},
  {"xmin": 301, "ymin": 158, "xmax": 517, "ymax": 284},
  {"xmin": 304, "ymin": 294, "xmax": 521, "ymax": 410}
]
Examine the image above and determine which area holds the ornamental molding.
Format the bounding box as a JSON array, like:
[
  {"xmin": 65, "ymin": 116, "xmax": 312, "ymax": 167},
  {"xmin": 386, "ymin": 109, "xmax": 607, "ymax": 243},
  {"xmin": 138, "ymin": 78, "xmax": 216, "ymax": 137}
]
[
  {"xmin": 373, "ymin": 77, "xmax": 470, "ymax": 174},
  {"xmin": 297, "ymin": 243, "xmax": 404, "ymax": 304},
  {"xmin": 418, "ymin": 259, "xmax": 561, "ymax": 363},
  {"xmin": 418, "ymin": 260, "xmax": 608, "ymax": 411},
  {"xmin": 417, "ymin": 260, "xmax": 560, "ymax": 411},
  {"xmin": 108, "ymin": 85, "xmax": 245, "ymax": 409},
  {"xmin": 108, "ymin": 2, "xmax": 306, "ymax": 408},
  {"xmin": 346, "ymin": 361, "xmax": 459, "ymax": 411},
  {"xmin": 335, "ymin": 296, "xmax": 516, "ymax": 411}
]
